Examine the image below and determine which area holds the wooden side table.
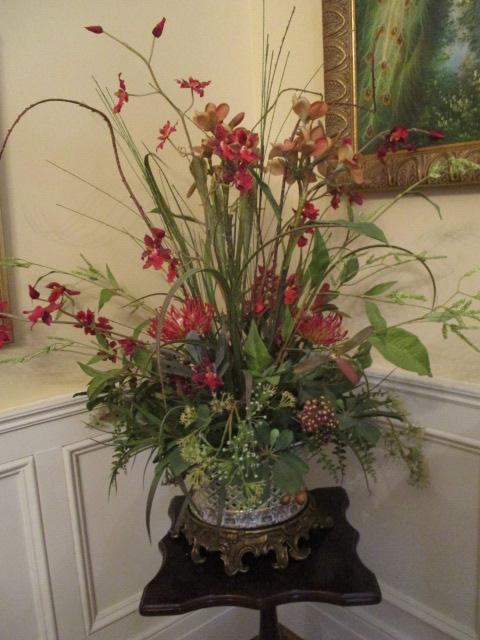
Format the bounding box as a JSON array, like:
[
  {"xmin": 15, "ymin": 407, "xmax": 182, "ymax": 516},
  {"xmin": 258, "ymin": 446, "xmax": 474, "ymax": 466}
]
[{"xmin": 139, "ymin": 487, "xmax": 381, "ymax": 640}]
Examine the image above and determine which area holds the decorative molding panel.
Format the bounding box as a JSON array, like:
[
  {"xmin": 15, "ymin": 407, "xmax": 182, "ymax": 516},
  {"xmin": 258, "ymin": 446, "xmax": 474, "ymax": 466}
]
[
  {"xmin": 0, "ymin": 456, "xmax": 58, "ymax": 640},
  {"xmin": 0, "ymin": 394, "xmax": 86, "ymax": 435}
]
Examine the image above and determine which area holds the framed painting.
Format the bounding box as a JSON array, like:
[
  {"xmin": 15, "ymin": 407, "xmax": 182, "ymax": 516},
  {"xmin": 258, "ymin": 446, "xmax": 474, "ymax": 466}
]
[{"xmin": 322, "ymin": 0, "xmax": 480, "ymax": 189}]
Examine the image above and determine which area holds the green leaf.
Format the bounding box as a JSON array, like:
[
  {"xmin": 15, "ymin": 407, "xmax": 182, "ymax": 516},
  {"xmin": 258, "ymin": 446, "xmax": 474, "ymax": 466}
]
[
  {"xmin": 272, "ymin": 452, "xmax": 308, "ymax": 495},
  {"xmin": 365, "ymin": 281, "xmax": 397, "ymax": 297},
  {"xmin": 425, "ymin": 310, "xmax": 456, "ymax": 322},
  {"xmin": 365, "ymin": 301, "xmax": 387, "ymax": 332},
  {"xmin": 250, "ymin": 170, "xmax": 281, "ymax": 221},
  {"xmin": 255, "ymin": 421, "xmax": 271, "ymax": 446},
  {"xmin": 328, "ymin": 220, "xmax": 388, "ymax": 243},
  {"xmin": 273, "ymin": 429, "xmax": 294, "ymax": 451},
  {"xmin": 309, "ymin": 230, "xmax": 330, "ymax": 287},
  {"xmin": 339, "ymin": 255, "xmax": 359, "ymax": 284},
  {"xmin": 347, "ymin": 221, "xmax": 387, "ymax": 244},
  {"xmin": 355, "ymin": 422, "xmax": 381, "ymax": 445},
  {"xmin": 369, "ymin": 327, "xmax": 432, "ymax": 376},
  {"xmin": 245, "ymin": 321, "xmax": 273, "ymax": 375},
  {"xmin": 132, "ymin": 348, "xmax": 153, "ymax": 374},
  {"xmin": 269, "ymin": 428, "xmax": 280, "ymax": 447},
  {"xmin": 105, "ymin": 264, "xmax": 119, "ymax": 288},
  {"xmin": 281, "ymin": 308, "xmax": 295, "ymax": 342},
  {"xmin": 166, "ymin": 447, "xmax": 190, "ymax": 478},
  {"xmin": 98, "ymin": 288, "xmax": 116, "ymax": 310}
]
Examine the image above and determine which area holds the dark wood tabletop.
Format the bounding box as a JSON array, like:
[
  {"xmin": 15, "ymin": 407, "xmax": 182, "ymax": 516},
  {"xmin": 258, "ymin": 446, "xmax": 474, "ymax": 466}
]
[{"xmin": 140, "ymin": 487, "xmax": 381, "ymax": 617}]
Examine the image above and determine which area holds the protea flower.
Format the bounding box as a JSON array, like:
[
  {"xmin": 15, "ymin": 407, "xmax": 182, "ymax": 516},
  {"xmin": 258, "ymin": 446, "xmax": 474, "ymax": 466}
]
[{"xmin": 296, "ymin": 312, "xmax": 347, "ymax": 346}]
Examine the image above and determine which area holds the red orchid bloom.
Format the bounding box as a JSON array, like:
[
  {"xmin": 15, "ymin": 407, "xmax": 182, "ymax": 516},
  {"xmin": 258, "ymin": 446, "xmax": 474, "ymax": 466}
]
[
  {"xmin": 149, "ymin": 297, "xmax": 214, "ymax": 342},
  {"xmin": 118, "ymin": 338, "xmax": 142, "ymax": 357},
  {"xmin": 152, "ymin": 17, "xmax": 166, "ymax": 38},
  {"xmin": 192, "ymin": 358, "xmax": 223, "ymax": 391},
  {"xmin": 142, "ymin": 227, "xmax": 171, "ymax": 269},
  {"xmin": 24, "ymin": 303, "xmax": 60, "ymax": 327},
  {"xmin": 28, "ymin": 285, "xmax": 40, "ymax": 299},
  {"xmin": 176, "ymin": 77, "xmax": 211, "ymax": 97},
  {"xmin": 389, "ymin": 127, "xmax": 409, "ymax": 143},
  {"xmin": 75, "ymin": 309, "xmax": 112, "ymax": 336},
  {"xmin": 430, "ymin": 130, "xmax": 445, "ymax": 140},
  {"xmin": 46, "ymin": 282, "xmax": 81, "ymax": 303},
  {"xmin": 156, "ymin": 120, "xmax": 176, "ymax": 151},
  {"xmin": 296, "ymin": 312, "xmax": 347, "ymax": 346},
  {"xmin": 113, "ymin": 73, "xmax": 128, "ymax": 114}
]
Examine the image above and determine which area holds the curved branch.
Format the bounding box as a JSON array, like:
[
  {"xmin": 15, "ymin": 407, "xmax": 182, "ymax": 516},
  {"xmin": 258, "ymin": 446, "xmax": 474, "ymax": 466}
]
[{"xmin": 0, "ymin": 98, "xmax": 153, "ymax": 229}]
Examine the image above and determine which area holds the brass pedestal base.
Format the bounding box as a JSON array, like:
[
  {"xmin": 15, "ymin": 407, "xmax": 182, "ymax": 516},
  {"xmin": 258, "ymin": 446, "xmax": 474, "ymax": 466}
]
[{"xmin": 180, "ymin": 494, "xmax": 333, "ymax": 576}]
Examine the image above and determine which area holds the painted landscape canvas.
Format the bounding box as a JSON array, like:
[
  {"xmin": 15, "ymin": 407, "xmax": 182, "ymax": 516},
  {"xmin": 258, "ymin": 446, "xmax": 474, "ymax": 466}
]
[{"xmin": 356, "ymin": 0, "xmax": 480, "ymax": 149}]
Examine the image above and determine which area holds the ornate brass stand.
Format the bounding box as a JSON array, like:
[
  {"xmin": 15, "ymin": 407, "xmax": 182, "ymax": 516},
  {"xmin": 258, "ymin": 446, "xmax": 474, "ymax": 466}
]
[{"xmin": 179, "ymin": 494, "xmax": 333, "ymax": 576}]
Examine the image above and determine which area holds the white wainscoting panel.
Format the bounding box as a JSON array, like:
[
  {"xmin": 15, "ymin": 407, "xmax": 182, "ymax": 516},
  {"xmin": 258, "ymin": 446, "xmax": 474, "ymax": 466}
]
[{"xmin": 0, "ymin": 371, "xmax": 479, "ymax": 640}]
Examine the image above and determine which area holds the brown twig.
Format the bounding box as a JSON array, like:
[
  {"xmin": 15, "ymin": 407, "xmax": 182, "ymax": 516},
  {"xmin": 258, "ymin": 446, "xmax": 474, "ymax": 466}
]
[{"xmin": 0, "ymin": 98, "xmax": 153, "ymax": 230}]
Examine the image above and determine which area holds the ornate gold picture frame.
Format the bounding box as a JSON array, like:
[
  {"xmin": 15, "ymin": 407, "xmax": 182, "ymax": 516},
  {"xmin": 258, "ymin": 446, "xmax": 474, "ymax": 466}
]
[{"xmin": 322, "ymin": 0, "xmax": 480, "ymax": 189}]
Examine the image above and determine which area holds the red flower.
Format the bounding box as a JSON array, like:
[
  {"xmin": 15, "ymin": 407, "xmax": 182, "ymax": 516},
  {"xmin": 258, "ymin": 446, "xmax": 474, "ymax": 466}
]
[
  {"xmin": 142, "ymin": 227, "xmax": 172, "ymax": 270},
  {"xmin": 247, "ymin": 267, "xmax": 279, "ymax": 315},
  {"xmin": 28, "ymin": 285, "xmax": 40, "ymax": 299},
  {"xmin": 23, "ymin": 303, "xmax": 60, "ymax": 327},
  {"xmin": 284, "ymin": 274, "xmax": 302, "ymax": 306},
  {"xmin": 75, "ymin": 309, "xmax": 112, "ymax": 336},
  {"xmin": 297, "ymin": 235, "xmax": 308, "ymax": 248},
  {"xmin": 430, "ymin": 130, "xmax": 445, "ymax": 140},
  {"xmin": 167, "ymin": 258, "xmax": 179, "ymax": 283},
  {"xmin": 233, "ymin": 167, "xmax": 253, "ymax": 192},
  {"xmin": 302, "ymin": 201, "xmax": 319, "ymax": 222},
  {"xmin": 192, "ymin": 358, "xmax": 223, "ymax": 391},
  {"xmin": 156, "ymin": 120, "xmax": 176, "ymax": 151},
  {"xmin": 149, "ymin": 297, "xmax": 214, "ymax": 342},
  {"xmin": 85, "ymin": 25, "xmax": 103, "ymax": 34},
  {"xmin": 389, "ymin": 127, "xmax": 409, "ymax": 143},
  {"xmin": 113, "ymin": 73, "xmax": 128, "ymax": 114},
  {"xmin": 46, "ymin": 282, "xmax": 81, "ymax": 303},
  {"xmin": 152, "ymin": 17, "xmax": 166, "ymax": 38},
  {"xmin": 118, "ymin": 338, "xmax": 140, "ymax": 357},
  {"xmin": 348, "ymin": 191, "xmax": 364, "ymax": 206},
  {"xmin": 296, "ymin": 312, "xmax": 347, "ymax": 346},
  {"xmin": 0, "ymin": 324, "xmax": 10, "ymax": 349},
  {"xmin": 311, "ymin": 283, "xmax": 331, "ymax": 311},
  {"xmin": 176, "ymin": 77, "xmax": 211, "ymax": 97}
]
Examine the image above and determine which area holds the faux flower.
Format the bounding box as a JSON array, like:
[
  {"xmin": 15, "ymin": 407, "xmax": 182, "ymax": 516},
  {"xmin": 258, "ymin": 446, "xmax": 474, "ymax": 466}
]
[
  {"xmin": 46, "ymin": 282, "xmax": 81, "ymax": 303},
  {"xmin": 149, "ymin": 297, "xmax": 214, "ymax": 342},
  {"xmin": 292, "ymin": 95, "xmax": 328, "ymax": 122},
  {"xmin": 152, "ymin": 18, "xmax": 166, "ymax": 38},
  {"xmin": 156, "ymin": 120, "xmax": 176, "ymax": 150},
  {"xmin": 176, "ymin": 77, "xmax": 211, "ymax": 97},
  {"xmin": 75, "ymin": 309, "xmax": 112, "ymax": 336},
  {"xmin": 113, "ymin": 73, "xmax": 128, "ymax": 114},
  {"xmin": 296, "ymin": 312, "xmax": 347, "ymax": 346},
  {"xmin": 192, "ymin": 358, "xmax": 223, "ymax": 391},
  {"xmin": 85, "ymin": 25, "xmax": 103, "ymax": 34},
  {"xmin": 141, "ymin": 227, "xmax": 176, "ymax": 277},
  {"xmin": 23, "ymin": 303, "xmax": 60, "ymax": 327}
]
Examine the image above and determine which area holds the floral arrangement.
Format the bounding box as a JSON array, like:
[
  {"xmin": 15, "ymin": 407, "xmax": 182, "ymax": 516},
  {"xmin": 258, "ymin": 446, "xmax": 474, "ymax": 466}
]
[{"xmin": 1, "ymin": 13, "xmax": 479, "ymax": 523}]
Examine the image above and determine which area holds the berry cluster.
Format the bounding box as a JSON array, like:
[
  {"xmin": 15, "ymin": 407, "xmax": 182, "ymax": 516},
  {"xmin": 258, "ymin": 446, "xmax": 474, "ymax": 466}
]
[{"xmin": 298, "ymin": 397, "xmax": 338, "ymax": 444}]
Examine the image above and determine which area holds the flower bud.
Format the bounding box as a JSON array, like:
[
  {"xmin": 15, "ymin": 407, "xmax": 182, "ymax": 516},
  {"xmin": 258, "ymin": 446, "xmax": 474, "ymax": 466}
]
[
  {"xmin": 152, "ymin": 17, "xmax": 166, "ymax": 38},
  {"xmin": 85, "ymin": 25, "xmax": 103, "ymax": 34}
]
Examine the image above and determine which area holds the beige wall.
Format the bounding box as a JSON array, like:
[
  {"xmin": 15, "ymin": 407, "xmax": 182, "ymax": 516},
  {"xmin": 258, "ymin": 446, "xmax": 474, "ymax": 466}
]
[{"xmin": 0, "ymin": 0, "xmax": 478, "ymax": 412}]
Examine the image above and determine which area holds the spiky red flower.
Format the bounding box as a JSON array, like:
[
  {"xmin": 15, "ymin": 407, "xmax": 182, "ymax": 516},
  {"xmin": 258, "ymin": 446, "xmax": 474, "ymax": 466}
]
[
  {"xmin": 176, "ymin": 77, "xmax": 211, "ymax": 97},
  {"xmin": 113, "ymin": 73, "xmax": 128, "ymax": 114},
  {"xmin": 152, "ymin": 18, "xmax": 166, "ymax": 38},
  {"xmin": 149, "ymin": 298, "xmax": 214, "ymax": 342},
  {"xmin": 192, "ymin": 358, "xmax": 223, "ymax": 391},
  {"xmin": 296, "ymin": 312, "xmax": 347, "ymax": 346}
]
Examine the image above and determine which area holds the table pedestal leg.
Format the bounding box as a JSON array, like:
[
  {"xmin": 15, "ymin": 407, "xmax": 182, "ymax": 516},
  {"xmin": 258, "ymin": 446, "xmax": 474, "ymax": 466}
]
[{"xmin": 259, "ymin": 606, "xmax": 281, "ymax": 640}]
